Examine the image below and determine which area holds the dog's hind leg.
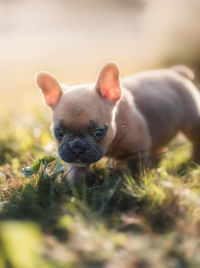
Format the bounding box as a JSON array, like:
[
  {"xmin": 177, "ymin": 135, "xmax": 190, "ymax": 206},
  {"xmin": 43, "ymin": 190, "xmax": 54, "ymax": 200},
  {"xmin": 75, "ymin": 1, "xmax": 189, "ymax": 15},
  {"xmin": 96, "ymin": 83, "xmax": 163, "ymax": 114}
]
[
  {"xmin": 192, "ymin": 144, "xmax": 200, "ymax": 164},
  {"xmin": 182, "ymin": 121, "xmax": 200, "ymax": 164}
]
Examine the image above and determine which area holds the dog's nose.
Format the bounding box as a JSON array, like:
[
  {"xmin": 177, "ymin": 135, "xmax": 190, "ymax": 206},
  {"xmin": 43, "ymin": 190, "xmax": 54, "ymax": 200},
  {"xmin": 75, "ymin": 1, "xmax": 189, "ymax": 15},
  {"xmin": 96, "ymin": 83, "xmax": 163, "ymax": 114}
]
[{"xmin": 69, "ymin": 139, "xmax": 87, "ymax": 156}]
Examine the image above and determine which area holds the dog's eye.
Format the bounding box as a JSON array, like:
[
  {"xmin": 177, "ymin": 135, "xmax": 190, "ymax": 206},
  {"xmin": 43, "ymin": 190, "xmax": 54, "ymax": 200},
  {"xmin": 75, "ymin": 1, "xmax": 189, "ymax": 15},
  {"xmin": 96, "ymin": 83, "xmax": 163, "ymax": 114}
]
[
  {"xmin": 93, "ymin": 127, "xmax": 105, "ymax": 140},
  {"xmin": 55, "ymin": 128, "xmax": 64, "ymax": 140}
]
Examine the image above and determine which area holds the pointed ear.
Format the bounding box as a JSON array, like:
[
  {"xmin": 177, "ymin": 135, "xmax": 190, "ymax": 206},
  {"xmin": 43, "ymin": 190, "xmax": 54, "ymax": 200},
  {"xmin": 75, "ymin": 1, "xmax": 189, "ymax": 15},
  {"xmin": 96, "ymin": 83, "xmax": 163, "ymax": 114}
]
[
  {"xmin": 95, "ymin": 62, "xmax": 121, "ymax": 103},
  {"xmin": 35, "ymin": 72, "xmax": 63, "ymax": 109}
]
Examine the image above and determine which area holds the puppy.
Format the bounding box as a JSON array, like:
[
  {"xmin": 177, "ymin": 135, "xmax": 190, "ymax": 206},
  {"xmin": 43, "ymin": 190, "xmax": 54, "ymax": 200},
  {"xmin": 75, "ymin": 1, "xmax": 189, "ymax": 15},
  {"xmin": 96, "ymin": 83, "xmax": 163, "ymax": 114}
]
[{"xmin": 35, "ymin": 63, "xmax": 200, "ymax": 182}]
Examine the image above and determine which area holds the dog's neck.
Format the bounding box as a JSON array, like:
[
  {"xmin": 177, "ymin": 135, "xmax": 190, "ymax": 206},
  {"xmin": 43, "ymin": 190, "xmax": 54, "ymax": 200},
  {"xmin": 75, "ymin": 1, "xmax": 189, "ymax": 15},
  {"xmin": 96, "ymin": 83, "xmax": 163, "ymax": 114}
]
[{"xmin": 106, "ymin": 87, "xmax": 151, "ymax": 159}]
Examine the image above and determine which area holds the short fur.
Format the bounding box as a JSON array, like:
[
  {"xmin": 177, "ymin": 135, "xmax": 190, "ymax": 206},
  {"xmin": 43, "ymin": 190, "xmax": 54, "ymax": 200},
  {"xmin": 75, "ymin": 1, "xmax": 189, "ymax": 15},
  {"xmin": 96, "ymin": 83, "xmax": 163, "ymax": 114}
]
[{"xmin": 35, "ymin": 63, "xmax": 200, "ymax": 183}]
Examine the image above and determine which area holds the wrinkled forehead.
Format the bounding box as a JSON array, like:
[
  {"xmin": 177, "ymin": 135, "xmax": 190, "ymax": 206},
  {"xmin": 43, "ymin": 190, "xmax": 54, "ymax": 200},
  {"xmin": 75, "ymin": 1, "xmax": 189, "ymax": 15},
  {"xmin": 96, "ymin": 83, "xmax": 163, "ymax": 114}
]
[
  {"xmin": 54, "ymin": 111, "xmax": 96, "ymax": 131},
  {"xmin": 54, "ymin": 118, "xmax": 103, "ymax": 137},
  {"xmin": 52, "ymin": 87, "xmax": 110, "ymax": 130}
]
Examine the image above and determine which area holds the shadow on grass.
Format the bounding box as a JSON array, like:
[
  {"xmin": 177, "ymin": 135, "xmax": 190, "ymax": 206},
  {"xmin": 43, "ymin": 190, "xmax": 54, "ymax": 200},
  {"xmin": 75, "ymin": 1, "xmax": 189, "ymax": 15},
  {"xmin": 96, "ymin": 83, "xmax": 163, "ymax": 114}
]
[
  {"xmin": 0, "ymin": 157, "xmax": 183, "ymax": 241},
  {"xmin": 166, "ymin": 158, "xmax": 197, "ymax": 178},
  {"xmin": 0, "ymin": 158, "xmax": 126, "ymax": 242},
  {"xmin": 0, "ymin": 155, "xmax": 199, "ymax": 267}
]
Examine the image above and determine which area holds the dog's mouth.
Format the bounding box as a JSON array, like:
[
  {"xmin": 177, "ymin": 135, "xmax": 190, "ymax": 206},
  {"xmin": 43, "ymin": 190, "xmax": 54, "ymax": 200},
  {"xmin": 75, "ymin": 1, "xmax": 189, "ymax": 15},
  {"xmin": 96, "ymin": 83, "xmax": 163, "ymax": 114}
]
[
  {"xmin": 58, "ymin": 152, "xmax": 103, "ymax": 165},
  {"xmin": 58, "ymin": 141, "xmax": 105, "ymax": 165}
]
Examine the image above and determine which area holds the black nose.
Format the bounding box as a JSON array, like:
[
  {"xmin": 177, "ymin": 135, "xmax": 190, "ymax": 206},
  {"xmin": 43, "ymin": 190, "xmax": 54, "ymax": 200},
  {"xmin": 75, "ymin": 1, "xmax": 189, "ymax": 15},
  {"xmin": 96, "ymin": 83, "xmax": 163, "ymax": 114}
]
[{"xmin": 69, "ymin": 139, "xmax": 87, "ymax": 157}]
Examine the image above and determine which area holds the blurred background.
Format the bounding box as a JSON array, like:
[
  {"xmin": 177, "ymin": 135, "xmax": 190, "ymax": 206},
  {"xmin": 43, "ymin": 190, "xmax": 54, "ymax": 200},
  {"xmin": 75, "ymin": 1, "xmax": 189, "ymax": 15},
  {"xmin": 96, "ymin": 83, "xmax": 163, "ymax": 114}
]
[
  {"xmin": 1, "ymin": 2, "xmax": 200, "ymax": 267},
  {"xmin": 1, "ymin": 0, "xmax": 200, "ymax": 115}
]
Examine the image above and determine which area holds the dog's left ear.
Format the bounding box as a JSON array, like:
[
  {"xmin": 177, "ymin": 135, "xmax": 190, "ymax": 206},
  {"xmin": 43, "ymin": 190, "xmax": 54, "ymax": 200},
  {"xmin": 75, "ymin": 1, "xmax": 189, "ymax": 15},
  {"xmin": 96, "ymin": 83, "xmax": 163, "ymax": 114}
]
[
  {"xmin": 95, "ymin": 62, "xmax": 121, "ymax": 103},
  {"xmin": 35, "ymin": 72, "xmax": 63, "ymax": 109}
]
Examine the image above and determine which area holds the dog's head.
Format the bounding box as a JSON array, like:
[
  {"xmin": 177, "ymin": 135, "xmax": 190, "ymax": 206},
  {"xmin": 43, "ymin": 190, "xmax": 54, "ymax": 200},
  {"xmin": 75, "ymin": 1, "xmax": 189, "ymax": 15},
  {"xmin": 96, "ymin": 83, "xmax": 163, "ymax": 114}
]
[{"xmin": 35, "ymin": 63, "xmax": 122, "ymax": 165}]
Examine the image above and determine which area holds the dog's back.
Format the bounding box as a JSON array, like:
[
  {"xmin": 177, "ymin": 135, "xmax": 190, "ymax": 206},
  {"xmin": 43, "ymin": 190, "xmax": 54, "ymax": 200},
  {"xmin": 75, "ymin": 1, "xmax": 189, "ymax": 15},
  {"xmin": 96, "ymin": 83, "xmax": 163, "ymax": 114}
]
[{"xmin": 122, "ymin": 67, "xmax": 200, "ymax": 154}]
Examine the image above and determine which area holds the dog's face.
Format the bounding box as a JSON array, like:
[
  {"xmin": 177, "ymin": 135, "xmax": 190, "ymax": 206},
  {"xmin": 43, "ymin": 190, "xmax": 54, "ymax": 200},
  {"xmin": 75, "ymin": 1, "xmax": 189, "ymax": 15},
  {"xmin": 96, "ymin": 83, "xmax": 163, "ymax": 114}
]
[{"xmin": 36, "ymin": 63, "xmax": 122, "ymax": 165}]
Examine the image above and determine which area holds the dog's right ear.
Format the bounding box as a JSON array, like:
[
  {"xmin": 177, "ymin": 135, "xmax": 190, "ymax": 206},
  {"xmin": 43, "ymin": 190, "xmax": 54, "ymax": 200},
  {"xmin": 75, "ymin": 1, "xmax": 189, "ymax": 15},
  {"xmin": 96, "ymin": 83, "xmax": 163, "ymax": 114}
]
[
  {"xmin": 35, "ymin": 72, "xmax": 63, "ymax": 109},
  {"xmin": 95, "ymin": 62, "xmax": 121, "ymax": 104}
]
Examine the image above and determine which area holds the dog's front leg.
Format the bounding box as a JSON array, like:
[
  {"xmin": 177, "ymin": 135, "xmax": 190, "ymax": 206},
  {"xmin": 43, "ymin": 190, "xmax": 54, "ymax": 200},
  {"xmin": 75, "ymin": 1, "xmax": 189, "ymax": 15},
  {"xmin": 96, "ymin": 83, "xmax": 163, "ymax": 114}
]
[
  {"xmin": 127, "ymin": 151, "xmax": 151, "ymax": 181},
  {"xmin": 66, "ymin": 164, "xmax": 89, "ymax": 185}
]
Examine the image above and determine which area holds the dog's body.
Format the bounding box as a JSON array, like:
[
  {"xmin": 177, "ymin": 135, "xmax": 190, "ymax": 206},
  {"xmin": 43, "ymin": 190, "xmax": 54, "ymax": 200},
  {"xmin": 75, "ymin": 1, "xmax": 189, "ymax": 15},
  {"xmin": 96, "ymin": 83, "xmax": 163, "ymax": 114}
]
[
  {"xmin": 36, "ymin": 63, "xmax": 200, "ymax": 182},
  {"xmin": 109, "ymin": 67, "xmax": 199, "ymax": 159}
]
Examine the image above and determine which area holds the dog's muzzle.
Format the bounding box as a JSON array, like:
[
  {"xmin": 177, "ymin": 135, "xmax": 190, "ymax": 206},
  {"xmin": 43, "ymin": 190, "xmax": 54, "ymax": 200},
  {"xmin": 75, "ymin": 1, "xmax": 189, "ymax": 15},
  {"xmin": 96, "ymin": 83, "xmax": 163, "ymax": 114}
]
[{"xmin": 58, "ymin": 138, "xmax": 105, "ymax": 164}]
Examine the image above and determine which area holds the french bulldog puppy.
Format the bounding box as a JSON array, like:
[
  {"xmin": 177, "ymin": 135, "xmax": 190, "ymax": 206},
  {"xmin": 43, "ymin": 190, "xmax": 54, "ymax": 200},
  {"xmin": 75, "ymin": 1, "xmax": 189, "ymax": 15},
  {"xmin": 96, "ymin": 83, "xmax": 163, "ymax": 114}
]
[{"xmin": 35, "ymin": 63, "xmax": 200, "ymax": 182}]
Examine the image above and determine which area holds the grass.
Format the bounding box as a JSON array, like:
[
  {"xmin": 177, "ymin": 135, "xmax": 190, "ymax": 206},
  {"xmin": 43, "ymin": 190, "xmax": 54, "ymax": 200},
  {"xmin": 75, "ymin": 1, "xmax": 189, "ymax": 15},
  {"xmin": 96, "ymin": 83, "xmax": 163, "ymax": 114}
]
[{"xmin": 1, "ymin": 112, "xmax": 200, "ymax": 268}]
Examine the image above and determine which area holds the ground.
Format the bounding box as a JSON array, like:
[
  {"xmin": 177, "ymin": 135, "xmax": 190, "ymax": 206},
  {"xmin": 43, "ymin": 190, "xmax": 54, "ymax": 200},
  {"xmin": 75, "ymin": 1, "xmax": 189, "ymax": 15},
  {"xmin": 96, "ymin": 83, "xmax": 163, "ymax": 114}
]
[{"xmin": 0, "ymin": 112, "xmax": 200, "ymax": 268}]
